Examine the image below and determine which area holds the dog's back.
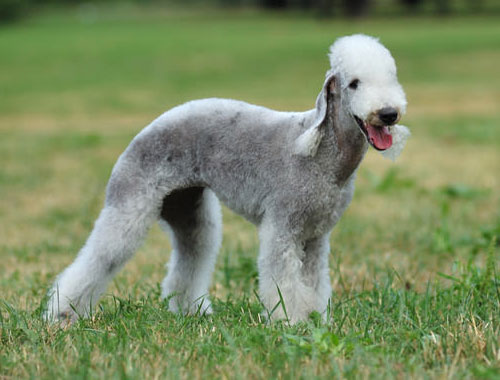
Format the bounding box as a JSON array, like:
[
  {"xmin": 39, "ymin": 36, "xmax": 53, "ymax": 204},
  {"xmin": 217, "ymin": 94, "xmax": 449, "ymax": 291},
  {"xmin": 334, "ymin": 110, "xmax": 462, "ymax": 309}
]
[{"xmin": 113, "ymin": 98, "xmax": 314, "ymax": 223}]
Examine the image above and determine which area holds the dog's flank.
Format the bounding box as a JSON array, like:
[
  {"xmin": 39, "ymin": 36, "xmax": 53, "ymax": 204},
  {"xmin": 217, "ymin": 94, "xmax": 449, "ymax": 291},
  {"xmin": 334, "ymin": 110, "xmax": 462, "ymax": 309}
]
[{"xmin": 45, "ymin": 34, "xmax": 409, "ymax": 324}]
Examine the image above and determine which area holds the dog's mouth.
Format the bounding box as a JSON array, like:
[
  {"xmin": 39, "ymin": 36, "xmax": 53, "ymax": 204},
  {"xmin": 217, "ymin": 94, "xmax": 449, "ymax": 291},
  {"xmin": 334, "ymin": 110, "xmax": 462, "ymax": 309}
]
[{"xmin": 354, "ymin": 115, "xmax": 393, "ymax": 151}]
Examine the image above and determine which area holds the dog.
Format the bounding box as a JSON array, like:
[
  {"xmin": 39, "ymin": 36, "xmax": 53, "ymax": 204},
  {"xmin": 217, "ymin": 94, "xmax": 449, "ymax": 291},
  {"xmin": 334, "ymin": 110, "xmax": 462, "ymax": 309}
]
[{"xmin": 45, "ymin": 34, "xmax": 409, "ymax": 324}]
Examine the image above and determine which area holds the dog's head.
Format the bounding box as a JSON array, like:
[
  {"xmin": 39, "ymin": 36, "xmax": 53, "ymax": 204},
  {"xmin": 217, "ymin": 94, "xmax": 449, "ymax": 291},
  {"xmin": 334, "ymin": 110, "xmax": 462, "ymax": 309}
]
[
  {"xmin": 296, "ymin": 35, "xmax": 409, "ymax": 159},
  {"xmin": 330, "ymin": 34, "xmax": 407, "ymax": 151}
]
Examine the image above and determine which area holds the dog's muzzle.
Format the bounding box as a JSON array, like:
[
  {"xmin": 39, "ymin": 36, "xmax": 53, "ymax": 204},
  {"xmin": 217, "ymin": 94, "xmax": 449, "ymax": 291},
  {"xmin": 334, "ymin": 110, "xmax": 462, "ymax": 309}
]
[{"xmin": 353, "ymin": 108, "xmax": 400, "ymax": 151}]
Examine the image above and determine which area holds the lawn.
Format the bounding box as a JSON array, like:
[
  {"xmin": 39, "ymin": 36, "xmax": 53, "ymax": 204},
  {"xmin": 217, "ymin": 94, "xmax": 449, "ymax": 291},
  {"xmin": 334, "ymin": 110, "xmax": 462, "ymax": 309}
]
[{"xmin": 0, "ymin": 6, "xmax": 499, "ymax": 379}]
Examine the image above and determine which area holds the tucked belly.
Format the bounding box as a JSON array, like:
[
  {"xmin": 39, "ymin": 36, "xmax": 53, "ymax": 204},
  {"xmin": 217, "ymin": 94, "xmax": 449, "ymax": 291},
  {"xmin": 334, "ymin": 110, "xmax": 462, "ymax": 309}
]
[{"xmin": 207, "ymin": 183, "xmax": 265, "ymax": 225}]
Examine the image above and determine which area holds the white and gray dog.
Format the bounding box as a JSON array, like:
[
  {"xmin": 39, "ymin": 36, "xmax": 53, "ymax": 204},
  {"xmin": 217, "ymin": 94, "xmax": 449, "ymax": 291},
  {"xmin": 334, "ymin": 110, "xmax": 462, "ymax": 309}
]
[{"xmin": 45, "ymin": 34, "xmax": 410, "ymax": 324}]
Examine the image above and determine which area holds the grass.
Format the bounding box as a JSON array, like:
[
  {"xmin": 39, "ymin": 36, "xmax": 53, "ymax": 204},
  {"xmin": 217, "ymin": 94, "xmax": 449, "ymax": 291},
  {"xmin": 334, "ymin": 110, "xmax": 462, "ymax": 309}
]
[{"xmin": 1, "ymin": 6, "xmax": 499, "ymax": 379}]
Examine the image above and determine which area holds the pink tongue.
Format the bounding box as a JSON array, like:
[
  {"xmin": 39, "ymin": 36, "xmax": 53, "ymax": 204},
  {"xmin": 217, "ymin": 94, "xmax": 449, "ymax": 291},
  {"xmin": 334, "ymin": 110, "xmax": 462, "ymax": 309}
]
[{"xmin": 365, "ymin": 124, "xmax": 393, "ymax": 150}]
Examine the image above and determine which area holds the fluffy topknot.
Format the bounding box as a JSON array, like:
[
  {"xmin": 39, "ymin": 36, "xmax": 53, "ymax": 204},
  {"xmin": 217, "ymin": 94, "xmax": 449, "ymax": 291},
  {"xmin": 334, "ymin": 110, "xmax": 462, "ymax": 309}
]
[{"xmin": 328, "ymin": 34, "xmax": 397, "ymax": 85}]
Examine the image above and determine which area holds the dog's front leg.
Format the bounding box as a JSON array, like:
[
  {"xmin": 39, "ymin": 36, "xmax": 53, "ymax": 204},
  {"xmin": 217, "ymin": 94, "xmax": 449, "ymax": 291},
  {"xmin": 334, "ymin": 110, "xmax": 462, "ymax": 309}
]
[
  {"xmin": 257, "ymin": 220, "xmax": 324, "ymax": 324},
  {"xmin": 301, "ymin": 234, "xmax": 332, "ymax": 320}
]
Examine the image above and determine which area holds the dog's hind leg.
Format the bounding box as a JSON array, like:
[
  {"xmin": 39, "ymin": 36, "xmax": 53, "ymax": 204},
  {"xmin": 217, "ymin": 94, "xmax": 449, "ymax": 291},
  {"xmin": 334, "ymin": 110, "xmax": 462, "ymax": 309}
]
[
  {"xmin": 45, "ymin": 205, "xmax": 157, "ymax": 323},
  {"xmin": 44, "ymin": 164, "xmax": 162, "ymax": 323},
  {"xmin": 160, "ymin": 187, "xmax": 222, "ymax": 315}
]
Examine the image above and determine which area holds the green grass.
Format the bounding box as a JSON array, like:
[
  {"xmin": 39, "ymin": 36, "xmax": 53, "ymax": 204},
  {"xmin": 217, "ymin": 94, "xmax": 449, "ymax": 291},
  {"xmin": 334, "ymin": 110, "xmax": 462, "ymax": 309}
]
[{"xmin": 1, "ymin": 7, "xmax": 499, "ymax": 379}]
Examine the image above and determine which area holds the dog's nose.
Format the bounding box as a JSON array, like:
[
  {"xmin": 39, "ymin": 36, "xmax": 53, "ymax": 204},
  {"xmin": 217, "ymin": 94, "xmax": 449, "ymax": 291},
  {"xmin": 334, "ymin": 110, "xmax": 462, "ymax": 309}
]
[{"xmin": 378, "ymin": 107, "xmax": 399, "ymax": 125}]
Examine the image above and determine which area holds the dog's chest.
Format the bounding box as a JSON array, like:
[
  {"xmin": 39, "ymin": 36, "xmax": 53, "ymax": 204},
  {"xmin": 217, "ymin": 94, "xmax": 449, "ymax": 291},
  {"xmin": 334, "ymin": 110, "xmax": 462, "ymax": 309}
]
[{"xmin": 300, "ymin": 176, "xmax": 356, "ymax": 237}]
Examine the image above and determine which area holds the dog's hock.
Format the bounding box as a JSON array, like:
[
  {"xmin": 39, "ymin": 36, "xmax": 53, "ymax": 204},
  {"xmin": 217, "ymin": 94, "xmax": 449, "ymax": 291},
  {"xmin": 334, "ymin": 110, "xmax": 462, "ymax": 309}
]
[{"xmin": 379, "ymin": 124, "xmax": 411, "ymax": 161}]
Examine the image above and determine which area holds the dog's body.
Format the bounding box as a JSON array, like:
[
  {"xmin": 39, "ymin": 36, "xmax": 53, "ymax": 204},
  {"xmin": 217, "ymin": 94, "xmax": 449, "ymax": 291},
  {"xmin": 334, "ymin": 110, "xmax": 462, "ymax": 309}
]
[{"xmin": 45, "ymin": 34, "xmax": 409, "ymax": 324}]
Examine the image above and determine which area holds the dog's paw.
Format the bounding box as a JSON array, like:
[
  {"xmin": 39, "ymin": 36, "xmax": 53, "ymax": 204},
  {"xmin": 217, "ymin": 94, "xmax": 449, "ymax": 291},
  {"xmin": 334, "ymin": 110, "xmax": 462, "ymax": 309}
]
[
  {"xmin": 189, "ymin": 297, "xmax": 213, "ymax": 316},
  {"xmin": 43, "ymin": 308, "xmax": 79, "ymax": 327},
  {"xmin": 164, "ymin": 293, "xmax": 213, "ymax": 316}
]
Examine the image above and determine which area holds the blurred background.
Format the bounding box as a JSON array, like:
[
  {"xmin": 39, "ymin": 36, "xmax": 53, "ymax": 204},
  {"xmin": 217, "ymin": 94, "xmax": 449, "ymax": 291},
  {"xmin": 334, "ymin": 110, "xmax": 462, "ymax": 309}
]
[
  {"xmin": 0, "ymin": 0, "xmax": 499, "ymax": 309},
  {"xmin": 1, "ymin": 0, "xmax": 500, "ymax": 23}
]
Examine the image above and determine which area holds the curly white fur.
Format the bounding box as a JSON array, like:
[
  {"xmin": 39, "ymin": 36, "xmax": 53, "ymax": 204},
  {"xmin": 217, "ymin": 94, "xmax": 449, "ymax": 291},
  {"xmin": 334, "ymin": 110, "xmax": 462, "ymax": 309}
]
[
  {"xmin": 329, "ymin": 34, "xmax": 407, "ymax": 121},
  {"xmin": 381, "ymin": 124, "xmax": 411, "ymax": 161}
]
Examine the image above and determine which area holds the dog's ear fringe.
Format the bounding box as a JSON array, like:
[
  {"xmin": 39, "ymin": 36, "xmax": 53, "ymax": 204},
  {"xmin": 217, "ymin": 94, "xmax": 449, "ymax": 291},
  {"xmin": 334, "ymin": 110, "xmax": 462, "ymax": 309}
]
[
  {"xmin": 294, "ymin": 126, "xmax": 323, "ymax": 157},
  {"xmin": 379, "ymin": 124, "xmax": 411, "ymax": 161},
  {"xmin": 294, "ymin": 73, "xmax": 334, "ymax": 157}
]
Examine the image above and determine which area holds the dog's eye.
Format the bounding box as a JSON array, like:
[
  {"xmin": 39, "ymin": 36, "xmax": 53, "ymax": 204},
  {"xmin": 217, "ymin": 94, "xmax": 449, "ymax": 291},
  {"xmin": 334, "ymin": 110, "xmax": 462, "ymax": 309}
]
[{"xmin": 349, "ymin": 79, "xmax": 359, "ymax": 90}]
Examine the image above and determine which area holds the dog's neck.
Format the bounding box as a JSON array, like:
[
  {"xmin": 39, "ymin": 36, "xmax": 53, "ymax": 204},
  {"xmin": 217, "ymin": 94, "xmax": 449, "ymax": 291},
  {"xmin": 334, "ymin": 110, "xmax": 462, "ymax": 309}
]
[{"xmin": 316, "ymin": 95, "xmax": 368, "ymax": 184}]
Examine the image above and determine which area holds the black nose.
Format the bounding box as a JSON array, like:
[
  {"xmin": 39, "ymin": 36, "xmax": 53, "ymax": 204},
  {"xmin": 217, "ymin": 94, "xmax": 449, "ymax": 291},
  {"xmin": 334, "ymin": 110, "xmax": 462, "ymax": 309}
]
[{"xmin": 378, "ymin": 107, "xmax": 399, "ymax": 125}]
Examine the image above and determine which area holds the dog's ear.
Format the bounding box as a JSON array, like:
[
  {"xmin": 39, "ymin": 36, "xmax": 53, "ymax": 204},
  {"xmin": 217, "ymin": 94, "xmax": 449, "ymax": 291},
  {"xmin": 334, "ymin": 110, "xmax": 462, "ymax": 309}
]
[{"xmin": 294, "ymin": 73, "xmax": 338, "ymax": 157}]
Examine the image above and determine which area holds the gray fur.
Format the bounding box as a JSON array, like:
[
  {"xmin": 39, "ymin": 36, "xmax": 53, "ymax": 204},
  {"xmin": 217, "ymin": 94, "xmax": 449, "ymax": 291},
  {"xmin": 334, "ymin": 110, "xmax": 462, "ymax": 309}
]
[{"xmin": 45, "ymin": 34, "xmax": 408, "ymax": 324}]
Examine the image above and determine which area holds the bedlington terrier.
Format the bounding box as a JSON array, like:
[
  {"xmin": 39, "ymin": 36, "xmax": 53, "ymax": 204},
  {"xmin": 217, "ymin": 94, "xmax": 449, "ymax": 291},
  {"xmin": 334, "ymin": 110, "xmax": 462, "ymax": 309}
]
[{"xmin": 45, "ymin": 34, "xmax": 410, "ymax": 324}]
